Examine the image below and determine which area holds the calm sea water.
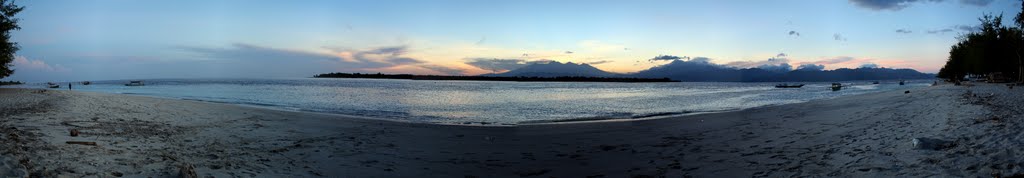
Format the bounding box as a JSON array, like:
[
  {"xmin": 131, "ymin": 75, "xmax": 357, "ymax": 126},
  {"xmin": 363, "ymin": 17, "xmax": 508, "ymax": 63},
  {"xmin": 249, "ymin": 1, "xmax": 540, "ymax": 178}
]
[{"xmin": 9, "ymin": 78, "xmax": 930, "ymax": 125}]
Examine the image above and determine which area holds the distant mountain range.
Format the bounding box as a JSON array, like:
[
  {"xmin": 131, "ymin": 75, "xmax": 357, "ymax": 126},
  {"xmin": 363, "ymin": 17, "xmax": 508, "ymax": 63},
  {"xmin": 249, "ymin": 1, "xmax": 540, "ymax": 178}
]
[
  {"xmin": 481, "ymin": 61, "xmax": 617, "ymax": 77},
  {"xmin": 485, "ymin": 60, "xmax": 935, "ymax": 82}
]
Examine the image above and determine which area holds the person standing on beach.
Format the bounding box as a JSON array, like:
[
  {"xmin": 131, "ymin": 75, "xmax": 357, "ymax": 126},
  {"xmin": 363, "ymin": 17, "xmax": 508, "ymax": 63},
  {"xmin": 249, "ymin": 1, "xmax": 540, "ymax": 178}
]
[{"xmin": 68, "ymin": 83, "xmax": 71, "ymax": 90}]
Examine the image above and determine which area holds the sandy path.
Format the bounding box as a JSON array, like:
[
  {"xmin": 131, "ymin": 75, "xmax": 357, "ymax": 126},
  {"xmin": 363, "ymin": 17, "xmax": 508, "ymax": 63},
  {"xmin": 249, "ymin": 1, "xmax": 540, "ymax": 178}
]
[{"xmin": 0, "ymin": 83, "xmax": 1020, "ymax": 177}]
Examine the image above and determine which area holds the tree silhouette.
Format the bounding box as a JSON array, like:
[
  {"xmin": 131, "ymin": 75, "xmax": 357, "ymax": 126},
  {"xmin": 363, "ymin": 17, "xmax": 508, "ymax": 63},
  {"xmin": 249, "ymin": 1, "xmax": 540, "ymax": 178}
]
[
  {"xmin": 1016, "ymin": 0, "xmax": 1024, "ymax": 82},
  {"xmin": 937, "ymin": 12, "xmax": 1024, "ymax": 82},
  {"xmin": 0, "ymin": 0, "xmax": 21, "ymax": 79},
  {"xmin": 1018, "ymin": 0, "xmax": 1024, "ymax": 28}
]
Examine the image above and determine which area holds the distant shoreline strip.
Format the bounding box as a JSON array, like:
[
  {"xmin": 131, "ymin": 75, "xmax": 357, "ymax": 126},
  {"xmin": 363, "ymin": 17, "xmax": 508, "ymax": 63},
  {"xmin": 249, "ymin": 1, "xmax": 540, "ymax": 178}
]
[{"xmin": 313, "ymin": 73, "xmax": 678, "ymax": 83}]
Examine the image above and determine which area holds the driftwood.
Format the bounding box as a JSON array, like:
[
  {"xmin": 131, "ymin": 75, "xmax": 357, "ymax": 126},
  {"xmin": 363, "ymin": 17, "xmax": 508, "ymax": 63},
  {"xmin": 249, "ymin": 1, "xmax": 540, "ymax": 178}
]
[
  {"xmin": 179, "ymin": 164, "xmax": 198, "ymax": 178},
  {"xmin": 69, "ymin": 129, "xmax": 79, "ymax": 137},
  {"xmin": 65, "ymin": 141, "xmax": 96, "ymax": 146}
]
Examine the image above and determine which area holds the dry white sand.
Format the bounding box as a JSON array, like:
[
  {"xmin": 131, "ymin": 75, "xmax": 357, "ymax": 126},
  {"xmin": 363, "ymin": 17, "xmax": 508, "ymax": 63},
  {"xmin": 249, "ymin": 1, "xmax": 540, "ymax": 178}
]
[{"xmin": 0, "ymin": 82, "xmax": 1021, "ymax": 177}]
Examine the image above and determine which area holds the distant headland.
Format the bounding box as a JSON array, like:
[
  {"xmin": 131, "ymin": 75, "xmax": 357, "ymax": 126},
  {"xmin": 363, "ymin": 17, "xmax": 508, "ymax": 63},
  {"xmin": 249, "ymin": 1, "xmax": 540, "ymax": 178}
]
[
  {"xmin": 0, "ymin": 80, "xmax": 22, "ymax": 85},
  {"xmin": 313, "ymin": 72, "xmax": 678, "ymax": 82}
]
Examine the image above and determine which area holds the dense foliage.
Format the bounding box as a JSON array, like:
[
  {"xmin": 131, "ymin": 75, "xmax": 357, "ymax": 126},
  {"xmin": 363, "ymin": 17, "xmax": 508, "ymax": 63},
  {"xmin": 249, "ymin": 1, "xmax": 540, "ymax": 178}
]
[
  {"xmin": 0, "ymin": 0, "xmax": 20, "ymax": 79},
  {"xmin": 0, "ymin": 80, "xmax": 20, "ymax": 85},
  {"xmin": 937, "ymin": 8, "xmax": 1024, "ymax": 82}
]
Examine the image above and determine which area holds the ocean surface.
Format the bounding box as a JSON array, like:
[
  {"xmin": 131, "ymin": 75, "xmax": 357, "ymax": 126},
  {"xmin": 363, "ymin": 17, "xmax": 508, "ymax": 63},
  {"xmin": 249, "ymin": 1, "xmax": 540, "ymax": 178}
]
[{"xmin": 8, "ymin": 78, "xmax": 931, "ymax": 125}]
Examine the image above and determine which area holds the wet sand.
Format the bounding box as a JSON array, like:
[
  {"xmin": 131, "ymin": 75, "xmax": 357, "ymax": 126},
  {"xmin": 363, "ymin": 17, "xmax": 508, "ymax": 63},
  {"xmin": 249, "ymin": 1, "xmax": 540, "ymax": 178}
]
[{"xmin": 1, "ymin": 82, "xmax": 1021, "ymax": 177}]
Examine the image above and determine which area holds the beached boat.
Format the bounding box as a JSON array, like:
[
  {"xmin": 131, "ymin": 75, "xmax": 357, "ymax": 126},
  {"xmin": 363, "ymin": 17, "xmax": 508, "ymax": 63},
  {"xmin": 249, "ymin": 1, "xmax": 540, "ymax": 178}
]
[
  {"xmin": 46, "ymin": 82, "xmax": 59, "ymax": 88},
  {"xmin": 774, "ymin": 84, "xmax": 804, "ymax": 88},
  {"xmin": 830, "ymin": 83, "xmax": 842, "ymax": 91},
  {"xmin": 124, "ymin": 81, "xmax": 144, "ymax": 86}
]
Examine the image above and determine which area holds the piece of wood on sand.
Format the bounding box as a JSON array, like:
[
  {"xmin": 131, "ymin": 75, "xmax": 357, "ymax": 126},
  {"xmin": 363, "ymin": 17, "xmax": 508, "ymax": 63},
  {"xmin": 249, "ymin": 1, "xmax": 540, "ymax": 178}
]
[
  {"xmin": 65, "ymin": 141, "xmax": 96, "ymax": 146},
  {"xmin": 179, "ymin": 164, "xmax": 198, "ymax": 178}
]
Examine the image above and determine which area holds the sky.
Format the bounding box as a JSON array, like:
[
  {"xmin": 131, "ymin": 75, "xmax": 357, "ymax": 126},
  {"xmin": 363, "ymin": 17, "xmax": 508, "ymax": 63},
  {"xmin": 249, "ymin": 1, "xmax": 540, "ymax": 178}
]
[{"xmin": 5, "ymin": 0, "xmax": 1022, "ymax": 82}]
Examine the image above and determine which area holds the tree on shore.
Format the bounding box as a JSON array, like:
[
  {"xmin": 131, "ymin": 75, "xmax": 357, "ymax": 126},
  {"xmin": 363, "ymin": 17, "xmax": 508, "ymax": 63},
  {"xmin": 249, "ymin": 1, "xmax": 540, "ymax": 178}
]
[
  {"xmin": 937, "ymin": 9, "xmax": 1024, "ymax": 82},
  {"xmin": 0, "ymin": 0, "xmax": 21, "ymax": 79},
  {"xmin": 1016, "ymin": 0, "xmax": 1024, "ymax": 82}
]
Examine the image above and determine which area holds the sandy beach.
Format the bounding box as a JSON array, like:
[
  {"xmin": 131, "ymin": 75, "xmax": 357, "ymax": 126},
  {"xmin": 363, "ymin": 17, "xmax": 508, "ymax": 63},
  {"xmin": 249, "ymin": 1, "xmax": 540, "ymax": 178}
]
[{"xmin": 1, "ymin": 82, "xmax": 1022, "ymax": 177}]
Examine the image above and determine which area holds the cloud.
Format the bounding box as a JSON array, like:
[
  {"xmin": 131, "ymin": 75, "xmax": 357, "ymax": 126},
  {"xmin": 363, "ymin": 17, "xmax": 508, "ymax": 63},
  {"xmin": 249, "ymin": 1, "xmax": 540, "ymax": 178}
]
[
  {"xmin": 464, "ymin": 58, "xmax": 555, "ymax": 72},
  {"xmin": 800, "ymin": 56, "xmax": 856, "ymax": 65},
  {"xmin": 758, "ymin": 63, "xmax": 793, "ymax": 72},
  {"xmin": 650, "ymin": 55, "xmax": 686, "ymax": 62},
  {"xmin": 419, "ymin": 65, "xmax": 465, "ymax": 75},
  {"xmin": 5, "ymin": 56, "xmax": 72, "ymax": 82},
  {"xmin": 688, "ymin": 57, "xmax": 713, "ymax": 64},
  {"xmin": 859, "ymin": 63, "xmax": 880, "ymax": 68},
  {"xmin": 12, "ymin": 56, "xmax": 70, "ymax": 72},
  {"xmin": 177, "ymin": 43, "xmax": 431, "ymax": 78},
  {"xmin": 184, "ymin": 44, "xmax": 425, "ymax": 70},
  {"xmin": 848, "ymin": 0, "xmax": 941, "ymax": 10},
  {"xmin": 796, "ymin": 56, "xmax": 886, "ymax": 69},
  {"xmin": 788, "ymin": 31, "xmax": 801, "ymax": 37},
  {"xmin": 927, "ymin": 29, "xmax": 954, "ymax": 34},
  {"xmin": 796, "ymin": 64, "xmax": 826, "ymax": 71},
  {"xmin": 587, "ymin": 60, "xmax": 612, "ymax": 65},
  {"xmin": 958, "ymin": 0, "xmax": 994, "ymax": 6},
  {"xmin": 833, "ymin": 33, "xmax": 848, "ymax": 41},
  {"xmin": 954, "ymin": 25, "xmax": 980, "ymax": 32},
  {"xmin": 465, "ymin": 58, "xmax": 528, "ymax": 72},
  {"xmin": 895, "ymin": 29, "xmax": 913, "ymax": 33},
  {"xmin": 849, "ymin": 0, "xmax": 992, "ymax": 11},
  {"xmin": 926, "ymin": 25, "xmax": 979, "ymax": 34},
  {"xmin": 316, "ymin": 45, "xmax": 426, "ymax": 67},
  {"xmin": 726, "ymin": 57, "xmax": 791, "ymax": 71},
  {"xmin": 530, "ymin": 59, "xmax": 556, "ymax": 64},
  {"xmin": 776, "ymin": 53, "xmax": 787, "ymax": 58},
  {"xmin": 565, "ymin": 51, "xmax": 574, "ymax": 54}
]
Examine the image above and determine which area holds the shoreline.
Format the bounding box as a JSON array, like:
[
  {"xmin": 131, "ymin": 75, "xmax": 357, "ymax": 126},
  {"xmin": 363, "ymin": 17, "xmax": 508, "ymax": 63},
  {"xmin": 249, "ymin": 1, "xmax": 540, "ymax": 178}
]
[
  {"xmin": 2, "ymin": 83, "xmax": 1021, "ymax": 177},
  {"xmin": 28, "ymin": 82, "xmax": 930, "ymax": 127}
]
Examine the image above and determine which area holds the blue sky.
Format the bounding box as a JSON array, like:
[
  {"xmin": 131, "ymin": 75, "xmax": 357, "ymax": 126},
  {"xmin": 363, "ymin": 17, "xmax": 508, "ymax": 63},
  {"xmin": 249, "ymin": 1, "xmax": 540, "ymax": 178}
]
[{"xmin": 6, "ymin": 0, "xmax": 1022, "ymax": 82}]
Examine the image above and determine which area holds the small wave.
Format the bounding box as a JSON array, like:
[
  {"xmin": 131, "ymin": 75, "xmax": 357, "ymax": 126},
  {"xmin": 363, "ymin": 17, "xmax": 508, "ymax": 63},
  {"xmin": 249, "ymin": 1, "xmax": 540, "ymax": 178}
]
[
  {"xmin": 630, "ymin": 111, "xmax": 692, "ymax": 119},
  {"xmin": 519, "ymin": 116, "xmax": 625, "ymax": 124},
  {"xmin": 520, "ymin": 111, "xmax": 696, "ymax": 124}
]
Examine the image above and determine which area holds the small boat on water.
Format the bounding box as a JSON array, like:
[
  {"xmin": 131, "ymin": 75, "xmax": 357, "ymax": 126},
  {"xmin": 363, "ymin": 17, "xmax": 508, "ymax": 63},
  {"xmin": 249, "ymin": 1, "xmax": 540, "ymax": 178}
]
[
  {"xmin": 46, "ymin": 82, "xmax": 59, "ymax": 88},
  {"xmin": 124, "ymin": 81, "xmax": 144, "ymax": 86},
  {"xmin": 899, "ymin": 80, "xmax": 905, "ymax": 85},
  {"xmin": 81, "ymin": 81, "xmax": 91, "ymax": 85},
  {"xmin": 774, "ymin": 84, "xmax": 805, "ymax": 88},
  {"xmin": 831, "ymin": 83, "xmax": 842, "ymax": 91},
  {"xmin": 872, "ymin": 81, "xmax": 880, "ymax": 84}
]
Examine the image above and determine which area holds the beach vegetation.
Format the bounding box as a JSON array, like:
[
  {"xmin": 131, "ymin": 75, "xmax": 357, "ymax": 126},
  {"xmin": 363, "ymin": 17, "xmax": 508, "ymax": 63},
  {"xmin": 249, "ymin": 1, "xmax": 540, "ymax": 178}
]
[
  {"xmin": 0, "ymin": 80, "xmax": 19, "ymax": 85},
  {"xmin": 0, "ymin": 0, "xmax": 20, "ymax": 79},
  {"xmin": 938, "ymin": 3, "xmax": 1024, "ymax": 82}
]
